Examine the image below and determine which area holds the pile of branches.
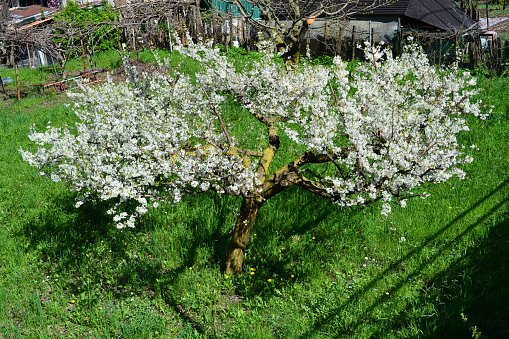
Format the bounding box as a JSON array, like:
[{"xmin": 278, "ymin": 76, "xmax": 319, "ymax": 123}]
[{"xmin": 0, "ymin": 0, "xmax": 200, "ymax": 72}]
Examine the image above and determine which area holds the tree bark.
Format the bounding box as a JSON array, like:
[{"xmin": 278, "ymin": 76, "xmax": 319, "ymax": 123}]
[
  {"xmin": 282, "ymin": 41, "xmax": 301, "ymax": 65},
  {"xmin": 281, "ymin": 23, "xmax": 309, "ymax": 66},
  {"xmin": 225, "ymin": 196, "xmax": 263, "ymax": 275}
]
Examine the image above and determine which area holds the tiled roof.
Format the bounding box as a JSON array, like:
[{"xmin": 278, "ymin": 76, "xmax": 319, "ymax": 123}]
[{"xmin": 11, "ymin": 5, "xmax": 53, "ymax": 18}]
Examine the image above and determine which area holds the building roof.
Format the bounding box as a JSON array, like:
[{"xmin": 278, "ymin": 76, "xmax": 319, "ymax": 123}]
[
  {"xmin": 247, "ymin": 0, "xmax": 477, "ymax": 33},
  {"xmin": 350, "ymin": 0, "xmax": 477, "ymax": 32},
  {"xmin": 10, "ymin": 5, "xmax": 52, "ymax": 18},
  {"xmin": 7, "ymin": 5, "xmax": 58, "ymax": 28}
]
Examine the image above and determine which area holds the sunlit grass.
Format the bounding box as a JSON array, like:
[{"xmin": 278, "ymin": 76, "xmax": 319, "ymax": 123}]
[{"xmin": 0, "ymin": 56, "xmax": 508, "ymax": 338}]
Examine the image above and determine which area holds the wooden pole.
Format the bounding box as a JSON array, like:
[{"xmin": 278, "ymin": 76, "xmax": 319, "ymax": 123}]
[
  {"xmin": 211, "ymin": 15, "xmax": 215, "ymax": 45},
  {"xmin": 486, "ymin": 2, "xmax": 490, "ymax": 29},
  {"xmin": 167, "ymin": 16, "xmax": 173, "ymax": 52},
  {"xmin": 81, "ymin": 39, "xmax": 87, "ymax": 74},
  {"xmin": 14, "ymin": 62, "xmax": 20, "ymax": 100},
  {"xmin": 0, "ymin": 74, "xmax": 5, "ymax": 95},
  {"xmin": 223, "ymin": 19, "xmax": 228, "ymax": 52},
  {"xmin": 26, "ymin": 43, "xmax": 32, "ymax": 68},
  {"xmin": 338, "ymin": 26, "xmax": 343, "ymax": 57},
  {"xmin": 229, "ymin": 14, "xmax": 234, "ymax": 48},
  {"xmin": 351, "ymin": 25, "xmax": 356, "ymax": 60}
]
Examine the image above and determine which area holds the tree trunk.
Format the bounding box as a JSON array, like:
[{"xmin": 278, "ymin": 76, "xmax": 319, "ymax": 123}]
[
  {"xmin": 225, "ymin": 196, "xmax": 263, "ymax": 275},
  {"xmin": 281, "ymin": 24, "xmax": 308, "ymax": 67},
  {"xmin": 282, "ymin": 44, "xmax": 300, "ymax": 66}
]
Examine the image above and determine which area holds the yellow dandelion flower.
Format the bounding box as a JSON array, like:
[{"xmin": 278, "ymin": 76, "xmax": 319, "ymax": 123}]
[
  {"xmin": 70, "ymin": 300, "xmax": 76, "ymax": 304},
  {"xmin": 267, "ymin": 279, "xmax": 273, "ymax": 282},
  {"xmin": 290, "ymin": 275, "xmax": 295, "ymax": 278},
  {"xmin": 312, "ymin": 237, "xmax": 315, "ymax": 240},
  {"xmin": 250, "ymin": 268, "xmax": 256, "ymax": 271},
  {"xmin": 225, "ymin": 275, "xmax": 229, "ymax": 279},
  {"xmin": 250, "ymin": 271, "xmax": 255, "ymax": 275},
  {"xmin": 189, "ymin": 267, "xmax": 193, "ymax": 270},
  {"xmin": 99, "ymin": 306, "xmax": 103, "ymax": 310}
]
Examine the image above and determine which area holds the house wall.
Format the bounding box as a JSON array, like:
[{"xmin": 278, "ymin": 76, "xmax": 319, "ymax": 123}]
[
  {"xmin": 307, "ymin": 16, "xmax": 399, "ymax": 45},
  {"xmin": 345, "ymin": 16, "xmax": 400, "ymax": 43},
  {"xmin": 16, "ymin": 45, "xmax": 57, "ymax": 68}
]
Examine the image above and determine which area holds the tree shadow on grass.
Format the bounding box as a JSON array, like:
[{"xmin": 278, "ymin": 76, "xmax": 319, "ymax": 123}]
[
  {"xmin": 295, "ymin": 178, "xmax": 509, "ymax": 338},
  {"xmin": 419, "ymin": 215, "xmax": 509, "ymax": 338},
  {"xmin": 16, "ymin": 190, "xmax": 238, "ymax": 331},
  {"xmin": 237, "ymin": 187, "xmax": 343, "ymax": 289},
  {"xmin": 23, "ymin": 180, "xmax": 505, "ymax": 337},
  {"xmin": 18, "ymin": 186, "xmax": 345, "ymax": 334},
  {"xmin": 21, "ymin": 193, "xmax": 117, "ymax": 266},
  {"xmin": 19, "ymin": 191, "xmax": 230, "ymax": 289}
]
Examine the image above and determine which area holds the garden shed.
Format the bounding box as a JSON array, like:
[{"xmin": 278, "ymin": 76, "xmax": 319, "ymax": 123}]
[
  {"xmin": 202, "ymin": 0, "xmax": 478, "ymax": 58},
  {"xmin": 337, "ymin": 0, "xmax": 479, "ymax": 43},
  {"xmin": 0, "ymin": 4, "xmax": 59, "ymax": 67},
  {"xmin": 302, "ymin": 0, "xmax": 479, "ymax": 61}
]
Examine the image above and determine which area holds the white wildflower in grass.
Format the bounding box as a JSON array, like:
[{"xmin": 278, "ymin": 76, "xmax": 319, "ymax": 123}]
[{"xmin": 20, "ymin": 39, "xmax": 486, "ymax": 273}]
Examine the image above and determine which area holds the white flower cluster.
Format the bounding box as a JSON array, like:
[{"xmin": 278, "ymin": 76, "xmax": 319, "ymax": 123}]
[
  {"xmin": 320, "ymin": 43, "xmax": 485, "ymax": 214},
  {"xmin": 20, "ymin": 40, "xmax": 485, "ymax": 227}
]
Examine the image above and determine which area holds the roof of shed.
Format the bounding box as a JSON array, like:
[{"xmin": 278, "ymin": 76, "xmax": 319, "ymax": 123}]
[
  {"xmin": 350, "ymin": 0, "xmax": 477, "ymax": 32},
  {"xmin": 209, "ymin": 0, "xmax": 477, "ymax": 32},
  {"xmin": 264, "ymin": 0, "xmax": 477, "ymax": 32}
]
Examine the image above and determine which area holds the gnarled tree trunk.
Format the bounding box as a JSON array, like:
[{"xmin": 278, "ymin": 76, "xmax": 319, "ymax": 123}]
[{"xmin": 225, "ymin": 196, "xmax": 264, "ymax": 275}]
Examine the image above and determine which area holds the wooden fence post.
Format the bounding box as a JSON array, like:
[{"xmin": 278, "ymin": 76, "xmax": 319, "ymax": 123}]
[
  {"xmin": 167, "ymin": 16, "xmax": 173, "ymax": 52},
  {"xmin": 0, "ymin": 74, "xmax": 5, "ymax": 95},
  {"xmin": 14, "ymin": 62, "xmax": 20, "ymax": 100},
  {"xmin": 351, "ymin": 26, "xmax": 356, "ymax": 60},
  {"xmin": 26, "ymin": 43, "xmax": 32, "ymax": 68},
  {"xmin": 229, "ymin": 14, "xmax": 234, "ymax": 47},
  {"xmin": 81, "ymin": 40, "xmax": 87, "ymax": 74}
]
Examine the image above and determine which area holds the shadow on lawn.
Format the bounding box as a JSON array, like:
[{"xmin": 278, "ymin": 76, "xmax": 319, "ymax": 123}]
[
  {"xmin": 18, "ymin": 187, "xmax": 338, "ymax": 333},
  {"xmin": 20, "ymin": 192, "xmax": 231, "ymax": 291},
  {"xmin": 297, "ymin": 178, "xmax": 509, "ymax": 339},
  {"xmin": 419, "ymin": 213, "xmax": 509, "ymax": 338},
  {"xmin": 19, "ymin": 178, "xmax": 509, "ymax": 337}
]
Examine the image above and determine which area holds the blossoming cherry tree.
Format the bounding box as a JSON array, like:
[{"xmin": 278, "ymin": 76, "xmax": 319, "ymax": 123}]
[{"xmin": 21, "ymin": 42, "xmax": 485, "ymax": 274}]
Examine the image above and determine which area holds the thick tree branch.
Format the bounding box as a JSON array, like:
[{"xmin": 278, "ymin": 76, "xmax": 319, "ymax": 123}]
[{"xmin": 256, "ymin": 118, "xmax": 280, "ymax": 183}]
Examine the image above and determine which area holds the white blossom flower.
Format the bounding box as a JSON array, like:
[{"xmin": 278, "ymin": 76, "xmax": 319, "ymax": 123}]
[{"xmin": 20, "ymin": 40, "xmax": 485, "ymax": 226}]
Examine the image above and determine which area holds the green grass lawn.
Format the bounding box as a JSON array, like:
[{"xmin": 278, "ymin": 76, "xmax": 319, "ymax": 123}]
[{"xmin": 0, "ymin": 58, "xmax": 508, "ymax": 338}]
